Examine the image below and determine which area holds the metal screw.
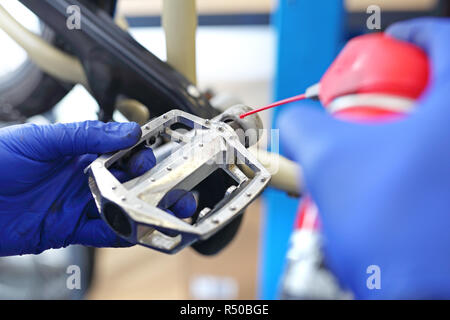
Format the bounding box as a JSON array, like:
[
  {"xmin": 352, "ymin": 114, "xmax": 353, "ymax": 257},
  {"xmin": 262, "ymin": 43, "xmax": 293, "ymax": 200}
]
[
  {"xmin": 187, "ymin": 85, "xmax": 201, "ymax": 98},
  {"xmin": 246, "ymin": 192, "xmax": 252, "ymax": 197},
  {"xmin": 121, "ymin": 197, "xmax": 126, "ymax": 202},
  {"xmin": 199, "ymin": 207, "xmax": 211, "ymax": 219},
  {"xmin": 212, "ymin": 218, "xmax": 220, "ymax": 224},
  {"xmin": 167, "ymin": 166, "xmax": 172, "ymax": 171},
  {"xmin": 163, "ymin": 114, "xmax": 168, "ymax": 119},
  {"xmin": 150, "ymin": 178, "xmax": 156, "ymax": 182},
  {"xmin": 144, "ymin": 125, "xmax": 150, "ymax": 130},
  {"xmin": 230, "ymin": 206, "xmax": 237, "ymax": 211},
  {"xmin": 183, "ymin": 155, "xmax": 188, "ymax": 160},
  {"xmin": 199, "ymin": 143, "xmax": 203, "ymax": 148},
  {"xmin": 205, "ymin": 119, "xmax": 210, "ymax": 125},
  {"xmin": 112, "ymin": 186, "xmax": 117, "ymax": 191}
]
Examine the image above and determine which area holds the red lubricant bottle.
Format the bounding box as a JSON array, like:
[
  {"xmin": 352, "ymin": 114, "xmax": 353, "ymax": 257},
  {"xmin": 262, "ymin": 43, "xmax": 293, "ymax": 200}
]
[{"xmin": 280, "ymin": 33, "xmax": 430, "ymax": 299}]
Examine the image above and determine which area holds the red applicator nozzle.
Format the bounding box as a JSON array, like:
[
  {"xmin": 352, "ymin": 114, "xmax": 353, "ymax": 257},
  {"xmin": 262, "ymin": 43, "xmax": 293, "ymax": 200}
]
[{"xmin": 239, "ymin": 93, "xmax": 307, "ymax": 119}]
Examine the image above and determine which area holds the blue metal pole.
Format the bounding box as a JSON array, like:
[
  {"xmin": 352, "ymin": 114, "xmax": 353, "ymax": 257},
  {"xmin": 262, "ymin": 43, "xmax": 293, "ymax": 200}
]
[{"xmin": 259, "ymin": 0, "xmax": 346, "ymax": 299}]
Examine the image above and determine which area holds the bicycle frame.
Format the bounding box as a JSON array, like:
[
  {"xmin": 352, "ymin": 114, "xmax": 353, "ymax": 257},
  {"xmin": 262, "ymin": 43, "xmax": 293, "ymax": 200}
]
[{"xmin": 18, "ymin": 0, "xmax": 215, "ymax": 122}]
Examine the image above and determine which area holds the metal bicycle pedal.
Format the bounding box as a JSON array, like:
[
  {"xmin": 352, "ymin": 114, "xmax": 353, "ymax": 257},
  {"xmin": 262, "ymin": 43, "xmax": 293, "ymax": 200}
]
[{"xmin": 86, "ymin": 106, "xmax": 270, "ymax": 254}]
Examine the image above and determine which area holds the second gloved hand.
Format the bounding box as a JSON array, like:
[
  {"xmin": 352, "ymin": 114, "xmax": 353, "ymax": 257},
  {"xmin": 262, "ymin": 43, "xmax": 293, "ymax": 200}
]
[{"xmin": 278, "ymin": 18, "xmax": 450, "ymax": 299}]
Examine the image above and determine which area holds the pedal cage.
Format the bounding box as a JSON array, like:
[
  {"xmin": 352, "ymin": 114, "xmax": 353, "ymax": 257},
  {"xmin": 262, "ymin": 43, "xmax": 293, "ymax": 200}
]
[{"xmin": 86, "ymin": 109, "xmax": 270, "ymax": 254}]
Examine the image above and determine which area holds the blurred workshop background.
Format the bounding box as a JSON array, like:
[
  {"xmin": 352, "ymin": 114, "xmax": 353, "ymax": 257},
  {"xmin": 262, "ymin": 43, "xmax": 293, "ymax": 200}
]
[{"xmin": 0, "ymin": 0, "xmax": 446, "ymax": 299}]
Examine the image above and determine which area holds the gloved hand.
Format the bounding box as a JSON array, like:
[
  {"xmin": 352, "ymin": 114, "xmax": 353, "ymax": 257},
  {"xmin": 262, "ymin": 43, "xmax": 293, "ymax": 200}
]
[
  {"xmin": 278, "ymin": 18, "xmax": 450, "ymax": 299},
  {"xmin": 0, "ymin": 121, "xmax": 196, "ymax": 257}
]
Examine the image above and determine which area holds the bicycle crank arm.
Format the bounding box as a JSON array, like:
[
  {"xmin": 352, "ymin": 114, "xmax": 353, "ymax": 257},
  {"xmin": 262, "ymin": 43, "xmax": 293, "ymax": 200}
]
[{"xmin": 86, "ymin": 105, "xmax": 270, "ymax": 254}]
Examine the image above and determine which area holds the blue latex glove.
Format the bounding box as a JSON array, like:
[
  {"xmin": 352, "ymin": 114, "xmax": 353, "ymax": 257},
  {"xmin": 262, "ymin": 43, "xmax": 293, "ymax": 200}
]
[
  {"xmin": 278, "ymin": 18, "xmax": 450, "ymax": 299},
  {"xmin": 0, "ymin": 121, "xmax": 196, "ymax": 257}
]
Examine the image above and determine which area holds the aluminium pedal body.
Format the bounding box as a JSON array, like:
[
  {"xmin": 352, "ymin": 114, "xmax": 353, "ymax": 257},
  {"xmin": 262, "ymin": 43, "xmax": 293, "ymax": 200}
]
[{"xmin": 86, "ymin": 107, "xmax": 270, "ymax": 254}]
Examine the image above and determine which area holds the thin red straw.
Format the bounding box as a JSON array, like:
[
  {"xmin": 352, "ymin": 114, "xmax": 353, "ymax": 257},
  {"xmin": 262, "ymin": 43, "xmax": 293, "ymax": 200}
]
[{"xmin": 239, "ymin": 93, "xmax": 306, "ymax": 119}]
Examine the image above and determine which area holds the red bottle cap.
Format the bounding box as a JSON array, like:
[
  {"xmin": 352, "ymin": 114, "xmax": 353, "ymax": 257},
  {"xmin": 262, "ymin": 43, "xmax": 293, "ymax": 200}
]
[{"xmin": 319, "ymin": 33, "xmax": 429, "ymax": 108}]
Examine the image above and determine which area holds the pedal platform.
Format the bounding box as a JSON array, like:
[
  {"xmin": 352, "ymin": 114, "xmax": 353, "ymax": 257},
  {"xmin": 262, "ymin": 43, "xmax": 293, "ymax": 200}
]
[{"xmin": 86, "ymin": 108, "xmax": 270, "ymax": 254}]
